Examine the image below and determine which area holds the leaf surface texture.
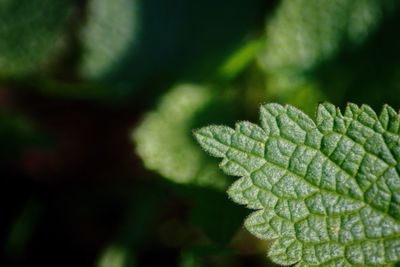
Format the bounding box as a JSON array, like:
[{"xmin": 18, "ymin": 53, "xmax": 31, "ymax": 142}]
[{"xmin": 195, "ymin": 103, "xmax": 400, "ymax": 266}]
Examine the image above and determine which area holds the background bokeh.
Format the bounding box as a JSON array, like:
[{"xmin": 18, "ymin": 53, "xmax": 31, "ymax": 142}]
[{"xmin": 1, "ymin": 0, "xmax": 400, "ymax": 266}]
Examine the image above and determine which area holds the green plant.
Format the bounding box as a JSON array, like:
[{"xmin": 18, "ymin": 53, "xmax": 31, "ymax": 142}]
[
  {"xmin": 133, "ymin": 84, "xmax": 236, "ymax": 189},
  {"xmin": 195, "ymin": 103, "xmax": 400, "ymax": 266},
  {"xmin": 0, "ymin": 0, "xmax": 73, "ymax": 77}
]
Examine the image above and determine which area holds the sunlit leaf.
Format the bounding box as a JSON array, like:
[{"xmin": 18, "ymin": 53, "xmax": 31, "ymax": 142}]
[
  {"xmin": 257, "ymin": 0, "xmax": 399, "ymax": 112},
  {"xmin": 79, "ymin": 0, "xmax": 266, "ymax": 98},
  {"xmin": 134, "ymin": 84, "xmax": 237, "ymax": 189},
  {"xmin": 260, "ymin": 0, "xmax": 397, "ymax": 74},
  {"xmin": 195, "ymin": 103, "xmax": 400, "ymax": 266},
  {"xmin": 79, "ymin": 0, "xmax": 139, "ymax": 80}
]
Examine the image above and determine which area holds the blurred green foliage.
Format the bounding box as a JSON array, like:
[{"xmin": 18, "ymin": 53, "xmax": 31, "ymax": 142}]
[
  {"xmin": 133, "ymin": 84, "xmax": 236, "ymax": 189},
  {"xmin": 1, "ymin": 0, "xmax": 400, "ymax": 266},
  {"xmin": 260, "ymin": 0, "xmax": 397, "ymax": 73},
  {"xmin": 79, "ymin": 0, "xmax": 139, "ymax": 81},
  {"xmin": 97, "ymin": 245, "xmax": 132, "ymax": 267},
  {"xmin": 0, "ymin": 0, "xmax": 73, "ymax": 77},
  {"xmin": 258, "ymin": 0, "xmax": 400, "ymax": 114}
]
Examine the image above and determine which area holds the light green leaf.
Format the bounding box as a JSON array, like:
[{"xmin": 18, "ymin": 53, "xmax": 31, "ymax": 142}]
[
  {"xmin": 260, "ymin": 0, "xmax": 397, "ymax": 74},
  {"xmin": 0, "ymin": 0, "xmax": 73, "ymax": 77},
  {"xmin": 79, "ymin": 0, "xmax": 139, "ymax": 80},
  {"xmin": 79, "ymin": 0, "xmax": 266, "ymax": 98},
  {"xmin": 311, "ymin": 12, "xmax": 400, "ymax": 109},
  {"xmin": 133, "ymin": 84, "xmax": 236, "ymax": 189},
  {"xmin": 97, "ymin": 245, "xmax": 132, "ymax": 267},
  {"xmin": 257, "ymin": 0, "xmax": 399, "ymax": 111},
  {"xmin": 195, "ymin": 103, "xmax": 400, "ymax": 266}
]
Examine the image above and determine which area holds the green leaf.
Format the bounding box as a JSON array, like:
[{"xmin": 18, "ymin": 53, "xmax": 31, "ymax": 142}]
[
  {"xmin": 0, "ymin": 0, "xmax": 73, "ymax": 77},
  {"xmin": 256, "ymin": 0, "xmax": 399, "ymax": 112},
  {"xmin": 259, "ymin": 0, "xmax": 397, "ymax": 74},
  {"xmin": 195, "ymin": 103, "xmax": 400, "ymax": 266},
  {"xmin": 133, "ymin": 84, "xmax": 237, "ymax": 189},
  {"xmin": 96, "ymin": 245, "xmax": 132, "ymax": 267},
  {"xmin": 314, "ymin": 12, "xmax": 400, "ymax": 109},
  {"xmin": 79, "ymin": 0, "xmax": 266, "ymax": 99},
  {"xmin": 79, "ymin": 0, "xmax": 139, "ymax": 80}
]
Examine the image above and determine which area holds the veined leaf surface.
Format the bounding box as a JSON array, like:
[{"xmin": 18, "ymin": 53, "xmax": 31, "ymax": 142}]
[{"xmin": 195, "ymin": 103, "xmax": 400, "ymax": 266}]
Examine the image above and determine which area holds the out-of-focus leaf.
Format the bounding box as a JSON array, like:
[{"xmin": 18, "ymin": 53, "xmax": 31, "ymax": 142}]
[
  {"xmin": 316, "ymin": 13, "xmax": 400, "ymax": 109},
  {"xmin": 257, "ymin": 0, "xmax": 399, "ymax": 111},
  {"xmin": 97, "ymin": 245, "xmax": 133, "ymax": 267},
  {"xmin": 133, "ymin": 84, "xmax": 237, "ymax": 189},
  {"xmin": 79, "ymin": 0, "xmax": 267, "ymax": 99},
  {"xmin": 260, "ymin": 0, "xmax": 397, "ymax": 74},
  {"xmin": 0, "ymin": 0, "xmax": 74, "ymax": 77},
  {"xmin": 79, "ymin": 0, "xmax": 139, "ymax": 81}
]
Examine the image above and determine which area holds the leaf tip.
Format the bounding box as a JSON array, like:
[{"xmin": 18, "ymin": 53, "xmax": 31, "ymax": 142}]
[{"xmin": 193, "ymin": 125, "xmax": 234, "ymax": 158}]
